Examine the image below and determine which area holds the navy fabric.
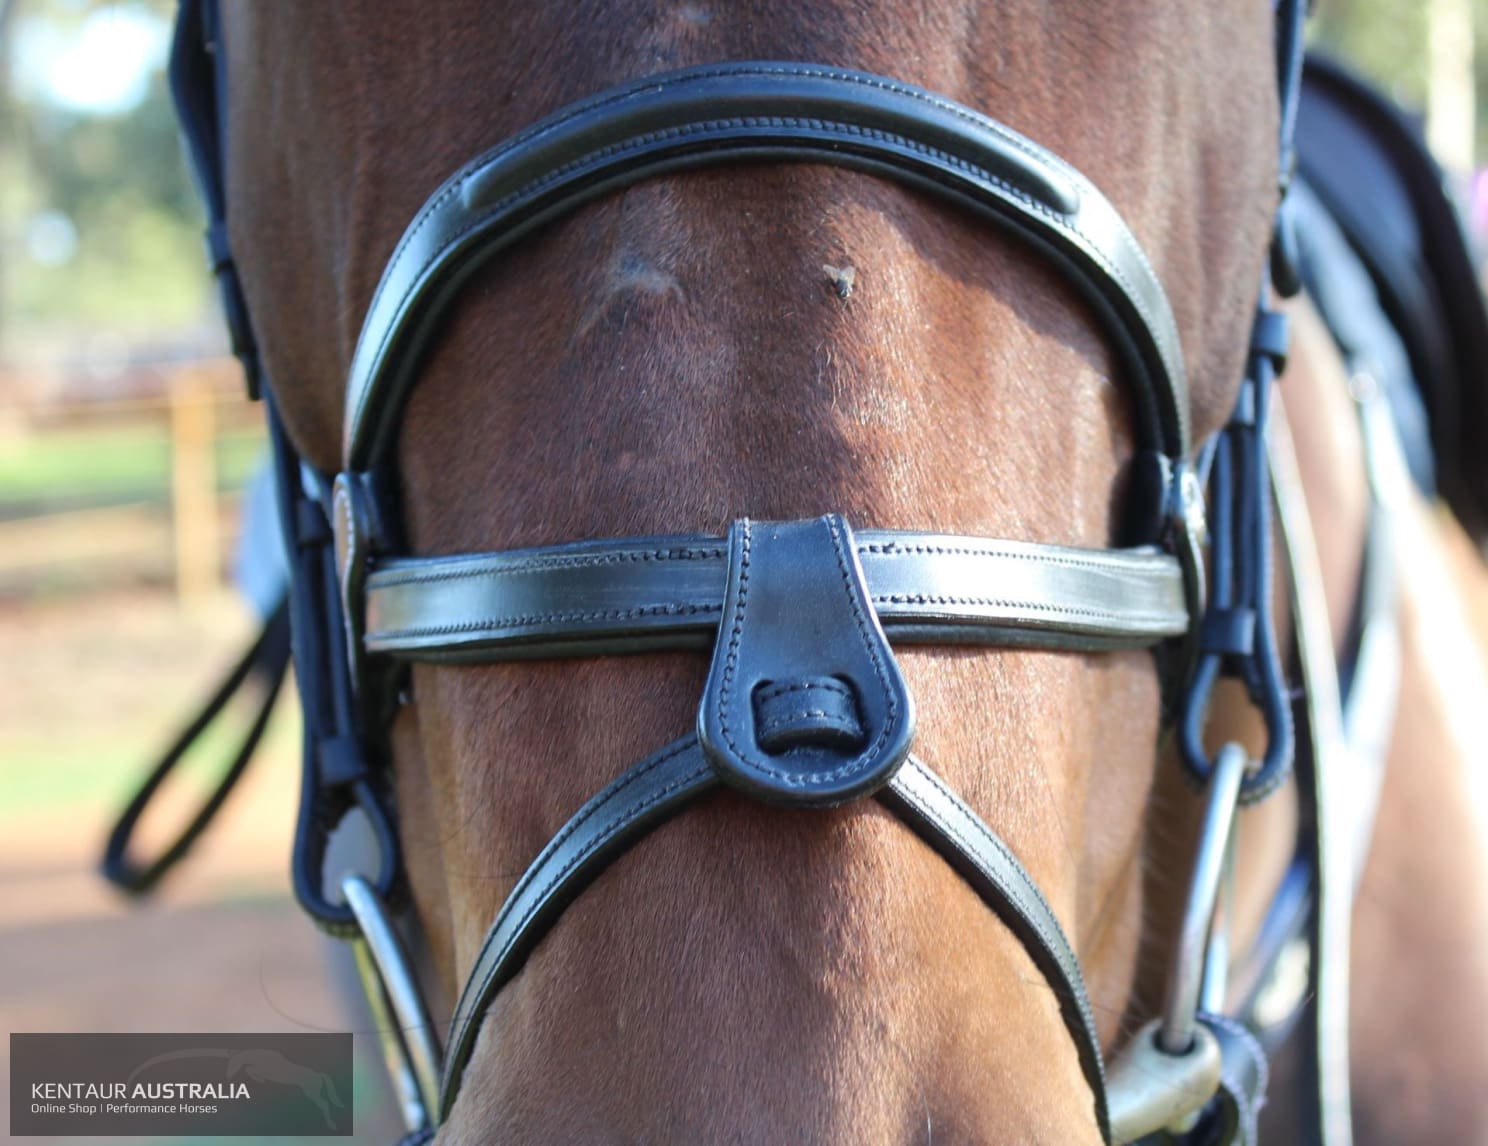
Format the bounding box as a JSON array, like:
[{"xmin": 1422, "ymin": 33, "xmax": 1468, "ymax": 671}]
[{"xmin": 1292, "ymin": 178, "xmax": 1436, "ymax": 494}]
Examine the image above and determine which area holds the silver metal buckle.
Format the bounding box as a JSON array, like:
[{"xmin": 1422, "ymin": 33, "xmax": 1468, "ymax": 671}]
[{"xmin": 331, "ymin": 472, "xmax": 383, "ymax": 698}]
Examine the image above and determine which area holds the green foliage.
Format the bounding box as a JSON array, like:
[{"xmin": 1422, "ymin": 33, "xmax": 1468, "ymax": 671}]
[
  {"xmin": 0, "ymin": 423, "xmax": 263, "ymax": 505},
  {"xmin": 1311, "ymin": 0, "xmax": 1488, "ymax": 161},
  {"xmin": 1312, "ymin": 0, "xmax": 1433, "ymax": 107}
]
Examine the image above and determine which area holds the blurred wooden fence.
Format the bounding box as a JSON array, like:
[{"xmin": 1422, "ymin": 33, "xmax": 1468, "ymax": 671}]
[{"xmin": 0, "ymin": 359, "xmax": 265, "ymax": 602}]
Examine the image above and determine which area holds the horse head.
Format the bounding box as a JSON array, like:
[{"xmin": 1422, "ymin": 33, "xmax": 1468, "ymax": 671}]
[{"xmin": 214, "ymin": 3, "xmax": 1288, "ymax": 1141}]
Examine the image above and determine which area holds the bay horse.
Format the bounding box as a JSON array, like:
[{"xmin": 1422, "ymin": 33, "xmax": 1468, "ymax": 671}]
[{"xmin": 177, "ymin": 1, "xmax": 1488, "ymax": 1141}]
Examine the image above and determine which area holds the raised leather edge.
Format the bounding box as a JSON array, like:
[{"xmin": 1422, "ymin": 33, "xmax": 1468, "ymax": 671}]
[
  {"xmin": 363, "ymin": 529, "xmax": 1189, "ymax": 659},
  {"xmin": 341, "ymin": 62, "xmax": 1188, "ymax": 471}
]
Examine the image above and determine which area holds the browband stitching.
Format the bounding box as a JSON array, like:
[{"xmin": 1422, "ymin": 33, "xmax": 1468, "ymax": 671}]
[
  {"xmin": 365, "ymin": 602, "xmax": 723, "ymax": 642},
  {"xmin": 364, "ymin": 596, "xmax": 1183, "ymax": 645},
  {"xmin": 369, "ymin": 546, "xmax": 728, "ymax": 589},
  {"xmin": 368, "ymin": 539, "xmax": 1177, "ymax": 590},
  {"xmin": 366, "ymin": 598, "xmax": 1178, "ymax": 642}
]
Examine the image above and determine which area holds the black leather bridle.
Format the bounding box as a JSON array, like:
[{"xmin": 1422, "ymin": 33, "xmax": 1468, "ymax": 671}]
[{"xmin": 143, "ymin": 2, "xmax": 1320, "ymax": 1141}]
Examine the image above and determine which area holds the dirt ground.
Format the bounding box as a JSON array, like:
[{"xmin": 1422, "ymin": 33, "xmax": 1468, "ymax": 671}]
[{"xmin": 1, "ymin": 589, "xmax": 404, "ymax": 1144}]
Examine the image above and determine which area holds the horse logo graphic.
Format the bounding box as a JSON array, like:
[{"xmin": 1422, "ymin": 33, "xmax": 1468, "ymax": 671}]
[{"xmin": 127, "ymin": 1048, "xmax": 345, "ymax": 1130}]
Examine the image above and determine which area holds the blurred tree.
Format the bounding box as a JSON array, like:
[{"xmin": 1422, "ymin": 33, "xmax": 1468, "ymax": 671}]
[
  {"xmin": 1313, "ymin": 0, "xmax": 1433, "ymax": 105},
  {"xmin": 0, "ymin": 0, "xmax": 19, "ymax": 352},
  {"xmin": 1, "ymin": 0, "xmax": 208, "ymax": 362},
  {"xmin": 0, "ymin": 0, "xmax": 1485, "ymax": 371},
  {"xmin": 1312, "ymin": 0, "xmax": 1488, "ymax": 162}
]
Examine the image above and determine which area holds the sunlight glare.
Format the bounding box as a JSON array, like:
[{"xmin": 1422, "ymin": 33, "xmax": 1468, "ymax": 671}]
[{"xmin": 14, "ymin": 4, "xmax": 169, "ymax": 116}]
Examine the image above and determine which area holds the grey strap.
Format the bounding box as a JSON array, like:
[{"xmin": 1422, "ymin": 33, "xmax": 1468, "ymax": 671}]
[
  {"xmin": 363, "ymin": 530, "xmax": 1188, "ymax": 660},
  {"xmin": 341, "ymin": 62, "xmax": 1188, "ymax": 471},
  {"xmin": 1271, "ymin": 415, "xmax": 1353, "ymax": 1146}
]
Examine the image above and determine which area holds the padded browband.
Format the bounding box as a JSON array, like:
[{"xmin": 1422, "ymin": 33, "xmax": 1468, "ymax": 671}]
[
  {"xmin": 342, "ymin": 62, "xmax": 1189, "ymax": 471},
  {"xmin": 439, "ymin": 739, "xmax": 1110, "ymax": 1137},
  {"xmin": 363, "ymin": 530, "xmax": 1188, "ymax": 660}
]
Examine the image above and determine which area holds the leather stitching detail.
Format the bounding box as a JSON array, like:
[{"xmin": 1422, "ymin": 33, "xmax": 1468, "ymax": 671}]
[
  {"xmin": 365, "ymin": 599, "xmax": 1180, "ymax": 644},
  {"xmin": 755, "ymin": 678, "xmax": 854, "ymax": 703},
  {"xmin": 370, "ymin": 538, "xmax": 1172, "ymax": 588},
  {"xmin": 366, "ymin": 602, "xmax": 719, "ymax": 643},
  {"xmin": 874, "ymin": 594, "xmax": 1180, "ymax": 621},
  {"xmin": 899, "ymin": 760, "xmax": 1083, "ymax": 988},
  {"xmin": 370, "ymin": 546, "xmax": 725, "ymax": 587},
  {"xmin": 357, "ymin": 113, "xmax": 1140, "ymax": 442},
  {"xmin": 360, "ymin": 537, "xmax": 1186, "ymax": 643},
  {"xmin": 352, "ymin": 62, "xmax": 1072, "ymax": 434},
  {"xmin": 757, "ymin": 709, "xmax": 859, "ymax": 735},
  {"xmin": 858, "ymin": 541, "xmax": 1170, "ymax": 571},
  {"xmin": 755, "ymin": 679, "xmax": 861, "ymax": 739},
  {"xmin": 347, "ymin": 62, "xmax": 1183, "ymax": 462},
  {"xmin": 359, "ymin": 114, "xmax": 1072, "ymax": 443}
]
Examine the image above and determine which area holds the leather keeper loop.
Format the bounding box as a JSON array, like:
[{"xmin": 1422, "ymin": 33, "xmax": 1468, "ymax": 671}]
[
  {"xmin": 296, "ymin": 500, "xmax": 331, "ymax": 549},
  {"xmin": 754, "ymin": 676, "xmax": 866, "ymax": 754},
  {"xmin": 318, "ymin": 734, "xmax": 369, "ymax": 788},
  {"xmin": 1250, "ymin": 308, "xmax": 1291, "ymax": 370},
  {"xmin": 698, "ymin": 516, "xmax": 915, "ymax": 806},
  {"xmin": 1200, "ymin": 607, "xmax": 1256, "ymax": 658},
  {"xmin": 1122, "ymin": 450, "xmax": 1171, "ymax": 546}
]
